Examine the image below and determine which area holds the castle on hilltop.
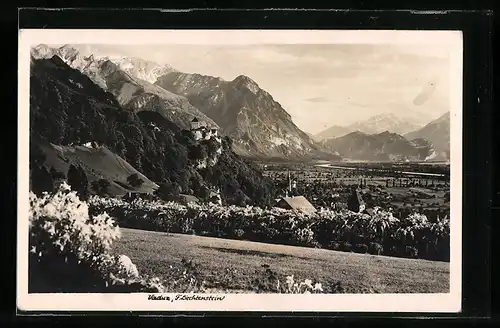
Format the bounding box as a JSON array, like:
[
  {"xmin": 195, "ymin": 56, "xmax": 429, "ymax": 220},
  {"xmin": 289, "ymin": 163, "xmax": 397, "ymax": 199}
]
[{"xmin": 190, "ymin": 117, "xmax": 219, "ymax": 141}]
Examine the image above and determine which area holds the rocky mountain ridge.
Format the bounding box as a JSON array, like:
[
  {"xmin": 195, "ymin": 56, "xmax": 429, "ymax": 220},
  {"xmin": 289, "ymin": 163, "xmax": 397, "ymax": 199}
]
[
  {"xmin": 30, "ymin": 44, "xmax": 216, "ymax": 130},
  {"xmin": 155, "ymin": 71, "xmax": 339, "ymax": 161},
  {"xmin": 322, "ymin": 130, "xmax": 436, "ymax": 162}
]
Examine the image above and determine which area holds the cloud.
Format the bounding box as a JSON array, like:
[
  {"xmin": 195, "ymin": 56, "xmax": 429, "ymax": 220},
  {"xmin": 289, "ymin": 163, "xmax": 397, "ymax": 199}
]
[
  {"xmin": 247, "ymin": 47, "xmax": 327, "ymax": 65},
  {"xmin": 304, "ymin": 96, "xmax": 331, "ymax": 103}
]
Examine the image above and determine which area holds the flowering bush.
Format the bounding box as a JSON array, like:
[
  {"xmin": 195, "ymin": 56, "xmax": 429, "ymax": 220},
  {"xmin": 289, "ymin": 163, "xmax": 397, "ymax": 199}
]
[
  {"xmin": 282, "ymin": 275, "xmax": 324, "ymax": 294},
  {"xmin": 88, "ymin": 196, "xmax": 450, "ymax": 261},
  {"xmin": 28, "ymin": 182, "xmax": 166, "ymax": 293}
]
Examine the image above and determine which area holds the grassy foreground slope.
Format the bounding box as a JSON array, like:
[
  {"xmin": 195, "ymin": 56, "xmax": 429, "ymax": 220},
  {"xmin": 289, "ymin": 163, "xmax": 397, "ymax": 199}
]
[
  {"xmin": 36, "ymin": 140, "xmax": 159, "ymax": 196},
  {"xmin": 113, "ymin": 228, "xmax": 450, "ymax": 294}
]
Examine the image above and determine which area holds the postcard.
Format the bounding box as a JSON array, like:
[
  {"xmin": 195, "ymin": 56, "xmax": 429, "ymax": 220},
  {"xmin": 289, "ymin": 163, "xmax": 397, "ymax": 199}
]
[{"xmin": 18, "ymin": 29, "xmax": 462, "ymax": 312}]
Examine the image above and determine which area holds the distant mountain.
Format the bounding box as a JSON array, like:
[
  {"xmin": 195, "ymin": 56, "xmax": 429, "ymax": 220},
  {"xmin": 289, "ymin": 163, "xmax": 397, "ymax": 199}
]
[
  {"xmin": 323, "ymin": 130, "xmax": 435, "ymax": 162},
  {"xmin": 315, "ymin": 113, "xmax": 424, "ymax": 142},
  {"xmin": 345, "ymin": 113, "xmax": 421, "ymax": 135},
  {"xmin": 404, "ymin": 111, "xmax": 450, "ymax": 159},
  {"xmin": 31, "ymin": 44, "xmax": 177, "ymax": 83},
  {"xmin": 30, "ymin": 44, "xmax": 216, "ymax": 130},
  {"xmin": 155, "ymin": 72, "xmax": 340, "ymax": 161},
  {"xmin": 99, "ymin": 55, "xmax": 177, "ymax": 84},
  {"xmin": 313, "ymin": 125, "xmax": 352, "ymax": 142}
]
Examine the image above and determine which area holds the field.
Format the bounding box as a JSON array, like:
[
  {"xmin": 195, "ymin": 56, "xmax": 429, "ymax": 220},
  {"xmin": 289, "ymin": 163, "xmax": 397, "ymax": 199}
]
[
  {"xmin": 263, "ymin": 161, "xmax": 450, "ymax": 221},
  {"xmin": 29, "ymin": 160, "xmax": 452, "ymax": 294},
  {"xmin": 112, "ymin": 227, "xmax": 450, "ymax": 294}
]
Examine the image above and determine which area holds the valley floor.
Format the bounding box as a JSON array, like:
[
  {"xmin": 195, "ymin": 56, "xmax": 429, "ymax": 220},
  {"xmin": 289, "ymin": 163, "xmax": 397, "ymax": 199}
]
[{"xmin": 112, "ymin": 227, "xmax": 450, "ymax": 294}]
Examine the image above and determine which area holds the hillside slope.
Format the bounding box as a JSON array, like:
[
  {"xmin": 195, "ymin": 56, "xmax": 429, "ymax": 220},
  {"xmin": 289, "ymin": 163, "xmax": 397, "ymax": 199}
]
[
  {"xmin": 30, "ymin": 44, "xmax": 217, "ymax": 130},
  {"xmin": 34, "ymin": 139, "xmax": 158, "ymax": 196},
  {"xmin": 114, "ymin": 228, "xmax": 449, "ymax": 294},
  {"xmin": 404, "ymin": 111, "xmax": 450, "ymax": 160},
  {"xmin": 314, "ymin": 125, "xmax": 352, "ymax": 141},
  {"xmin": 29, "ymin": 55, "xmax": 277, "ymax": 206},
  {"xmin": 155, "ymin": 72, "xmax": 339, "ymax": 161}
]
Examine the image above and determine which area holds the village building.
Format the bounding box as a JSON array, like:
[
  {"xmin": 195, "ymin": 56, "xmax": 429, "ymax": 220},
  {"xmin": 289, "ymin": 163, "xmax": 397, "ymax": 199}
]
[
  {"xmin": 121, "ymin": 189, "xmax": 154, "ymax": 201},
  {"xmin": 276, "ymin": 196, "xmax": 317, "ymax": 214},
  {"xmin": 276, "ymin": 170, "xmax": 316, "ymax": 214}
]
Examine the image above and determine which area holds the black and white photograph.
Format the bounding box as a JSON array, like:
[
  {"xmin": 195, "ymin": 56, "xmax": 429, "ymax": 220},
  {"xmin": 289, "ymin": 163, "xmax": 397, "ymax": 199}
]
[{"xmin": 18, "ymin": 29, "xmax": 463, "ymax": 312}]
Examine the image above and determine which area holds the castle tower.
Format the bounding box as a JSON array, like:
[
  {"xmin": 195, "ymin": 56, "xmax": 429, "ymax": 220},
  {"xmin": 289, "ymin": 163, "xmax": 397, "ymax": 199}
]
[{"xmin": 190, "ymin": 117, "xmax": 202, "ymax": 130}]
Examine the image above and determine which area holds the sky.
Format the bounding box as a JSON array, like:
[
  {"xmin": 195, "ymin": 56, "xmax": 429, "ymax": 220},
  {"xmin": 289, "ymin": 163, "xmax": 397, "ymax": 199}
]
[{"xmin": 73, "ymin": 43, "xmax": 452, "ymax": 135}]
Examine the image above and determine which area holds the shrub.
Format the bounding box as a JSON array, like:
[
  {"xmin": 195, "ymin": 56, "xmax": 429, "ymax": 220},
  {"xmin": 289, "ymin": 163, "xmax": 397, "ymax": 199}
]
[
  {"xmin": 327, "ymin": 242, "xmax": 341, "ymax": 251},
  {"xmin": 28, "ymin": 182, "xmax": 165, "ymax": 293},
  {"xmin": 91, "ymin": 179, "xmax": 111, "ymax": 197},
  {"xmin": 405, "ymin": 246, "xmax": 419, "ymax": 259},
  {"xmin": 340, "ymin": 242, "xmax": 353, "ymax": 252},
  {"xmin": 127, "ymin": 173, "xmax": 144, "ymax": 188},
  {"xmin": 353, "ymin": 244, "xmax": 368, "ymax": 254},
  {"xmin": 234, "ymin": 228, "xmax": 245, "ymax": 238},
  {"xmin": 88, "ymin": 196, "xmax": 450, "ymax": 262},
  {"xmin": 67, "ymin": 164, "xmax": 89, "ymax": 200},
  {"xmin": 368, "ymin": 242, "xmax": 383, "ymax": 255}
]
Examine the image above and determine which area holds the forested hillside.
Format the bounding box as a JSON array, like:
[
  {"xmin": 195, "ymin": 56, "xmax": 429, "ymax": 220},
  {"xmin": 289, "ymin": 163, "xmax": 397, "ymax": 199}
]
[{"xmin": 30, "ymin": 55, "xmax": 277, "ymax": 207}]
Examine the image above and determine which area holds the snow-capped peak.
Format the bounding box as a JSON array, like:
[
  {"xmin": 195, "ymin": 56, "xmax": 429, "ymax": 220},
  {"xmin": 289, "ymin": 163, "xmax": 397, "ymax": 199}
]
[
  {"xmin": 30, "ymin": 44, "xmax": 178, "ymax": 84},
  {"xmin": 98, "ymin": 55, "xmax": 177, "ymax": 83},
  {"xmin": 346, "ymin": 112, "xmax": 420, "ymax": 135}
]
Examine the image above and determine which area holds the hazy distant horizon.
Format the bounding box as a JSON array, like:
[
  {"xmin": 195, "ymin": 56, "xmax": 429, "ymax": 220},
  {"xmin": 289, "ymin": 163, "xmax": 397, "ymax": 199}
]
[{"xmin": 61, "ymin": 43, "xmax": 451, "ymax": 134}]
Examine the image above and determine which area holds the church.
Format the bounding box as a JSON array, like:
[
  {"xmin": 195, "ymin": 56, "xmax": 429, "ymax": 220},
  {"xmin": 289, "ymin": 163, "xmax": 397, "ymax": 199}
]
[
  {"xmin": 275, "ymin": 171, "xmax": 316, "ymax": 214},
  {"xmin": 347, "ymin": 187, "xmax": 373, "ymax": 216}
]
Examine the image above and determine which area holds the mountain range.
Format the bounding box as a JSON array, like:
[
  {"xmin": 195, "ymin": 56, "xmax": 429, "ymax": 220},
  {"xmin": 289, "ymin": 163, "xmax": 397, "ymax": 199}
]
[
  {"xmin": 155, "ymin": 72, "xmax": 337, "ymax": 160},
  {"xmin": 322, "ymin": 130, "xmax": 437, "ymax": 162},
  {"xmin": 314, "ymin": 113, "xmax": 427, "ymax": 141},
  {"xmin": 30, "ymin": 44, "xmax": 448, "ymax": 163},
  {"xmin": 345, "ymin": 113, "xmax": 422, "ymax": 135},
  {"xmin": 314, "ymin": 111, "xmax": 450, "ymax": 160},
  {"xmin": 31, "ymin": 44, "xmax": 337, "ymax": 161}
]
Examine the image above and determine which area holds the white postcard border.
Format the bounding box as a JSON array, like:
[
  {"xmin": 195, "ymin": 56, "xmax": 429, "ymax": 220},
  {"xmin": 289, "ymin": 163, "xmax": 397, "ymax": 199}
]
[{"xmin": 17, "ymin": 29, "xmax": 463, "ymax": 313}]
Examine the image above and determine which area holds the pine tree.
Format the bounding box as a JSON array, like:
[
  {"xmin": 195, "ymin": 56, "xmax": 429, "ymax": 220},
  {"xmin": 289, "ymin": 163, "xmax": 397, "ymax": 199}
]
[
  {"xmin": 91, "ymin": 179, "xmax": 111, "ymax": 197},
  {"xmin": 31, "ymin": 165, "xmax": 54, "ymax": 195},
  {"xmin": 49, "ymin": 167, "xmax": 65, "ymax": 180},
  {"xmin": 68, "ymin": 164, "xmax": 89, "ymax": 200},
  {"xmin": 127, "ymin": 173, "xmax": 144, "ymax": 189}
]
